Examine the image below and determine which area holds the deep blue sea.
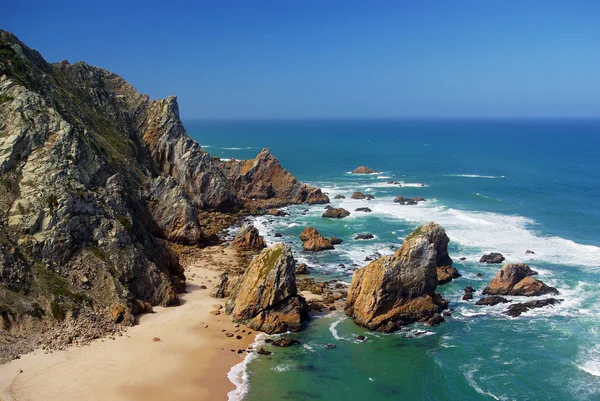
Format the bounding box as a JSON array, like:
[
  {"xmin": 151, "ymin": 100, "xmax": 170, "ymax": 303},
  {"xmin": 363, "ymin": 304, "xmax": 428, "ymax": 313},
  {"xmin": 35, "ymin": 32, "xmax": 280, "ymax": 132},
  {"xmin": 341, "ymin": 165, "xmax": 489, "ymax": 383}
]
[{"xmin": 186, "ymin": 119, "xmax": 600, "ymax": 401}]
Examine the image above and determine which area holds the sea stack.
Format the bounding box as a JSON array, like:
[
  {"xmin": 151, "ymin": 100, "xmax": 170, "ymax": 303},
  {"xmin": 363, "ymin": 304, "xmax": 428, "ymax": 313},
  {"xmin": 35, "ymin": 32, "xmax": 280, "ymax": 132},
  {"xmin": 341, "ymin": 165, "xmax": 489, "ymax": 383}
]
[
  {"xmin": 351, "ymin": 166, "xmax": 380, "ymax": 174},
  {"xmin": 482, "ymin": 263, "xmax": 558, "ymax": 296},
  {"xmin": 344, "ymin": 222, "xmax": 450, "ymax": 332},
  {"xmin": 227, "ymin": 243, "xmax": 308, "ymax": 333}
]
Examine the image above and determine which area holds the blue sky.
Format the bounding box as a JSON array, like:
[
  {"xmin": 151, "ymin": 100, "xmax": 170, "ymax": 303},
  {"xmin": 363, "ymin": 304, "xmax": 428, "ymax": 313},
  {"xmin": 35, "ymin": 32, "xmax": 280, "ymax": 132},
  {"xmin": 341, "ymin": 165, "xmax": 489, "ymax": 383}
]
[{"xmin": 3, "ymin": 1, "xmax": 599, "ymax": 118}]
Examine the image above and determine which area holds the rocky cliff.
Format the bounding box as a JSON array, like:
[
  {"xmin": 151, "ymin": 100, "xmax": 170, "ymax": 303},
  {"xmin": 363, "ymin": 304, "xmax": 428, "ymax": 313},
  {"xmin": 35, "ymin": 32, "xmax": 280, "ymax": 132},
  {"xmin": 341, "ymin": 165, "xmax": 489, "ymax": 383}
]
[
  {"xmin": 0, "ymin": 30, "xmax": 324, "ymax": 360},
  {"xmin": 344, "ymin": 223, "xmax": 450, "ymax": 332}
]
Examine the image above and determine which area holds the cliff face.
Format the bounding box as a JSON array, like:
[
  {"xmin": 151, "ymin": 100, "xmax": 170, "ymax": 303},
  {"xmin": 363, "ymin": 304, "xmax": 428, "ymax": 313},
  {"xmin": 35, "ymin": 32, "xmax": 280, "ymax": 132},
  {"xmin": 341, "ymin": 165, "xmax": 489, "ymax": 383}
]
[
  {"xmin": 344, "ymin": 223, "xmax": 450, "ymax": 332},
  {"xmin": 0, "ymin": 30, "xmax": 324, "ymax": 360}
]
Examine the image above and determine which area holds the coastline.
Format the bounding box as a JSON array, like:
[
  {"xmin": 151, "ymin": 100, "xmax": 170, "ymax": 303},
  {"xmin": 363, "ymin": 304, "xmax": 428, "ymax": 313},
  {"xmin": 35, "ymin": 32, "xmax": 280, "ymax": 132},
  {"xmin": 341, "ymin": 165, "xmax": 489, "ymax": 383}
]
[{"xmin": 0, "ymin": 245, "xmax": 254, "ymax": 401}]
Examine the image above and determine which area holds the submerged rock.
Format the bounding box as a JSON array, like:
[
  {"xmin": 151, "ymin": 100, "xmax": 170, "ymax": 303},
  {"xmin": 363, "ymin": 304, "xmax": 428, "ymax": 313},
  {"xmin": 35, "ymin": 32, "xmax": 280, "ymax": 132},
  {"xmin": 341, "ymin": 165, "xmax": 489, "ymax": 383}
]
[
  {"xmin": 231, "ymin": 225, "xmax": 266, "ymax": 252},
  {"xmin": 344, "ymin": 222, "xmax": 450, "ymax": 332},
  {"xmin": 227, "ymin": 243, "xmax": 308, "ymax": 334},
  {"xmin": 393, "ymin": 196, "xmax": 426, "ymax": 205},
  {"xmin": 475, "ymin": 296, "xmax": 510, "ymax": 306},
  {"xmin": 271, "ymin": 337, "xmax": 300, "ymax": 347},
  {"xmin": 352, "ymin": 166, "xmax": 379, "ymax": 174},
  {"xmin": 483, "ymin": 263, "xmax": 558, "ymax": 297},
  {"xmin": 504, "ymin": 298, "xmax": 562, "ymax": 317},
  {"xmin": 334, "ymin": 194, "xmax": 345, "ymax": 199},
  {"xmin": 479, "ymin": 252, "xmax": 505, "ymax": 264},
  {"xmin": 437, "ymin": 265, "xmax": 461, "ymax": 285},
  {"xmin": 355, "ymin": 207, "xmax": 372, "ymax": 213},
  {"xmin": 322, "ymin": 207, "xmax": 350, "ymax": 219}
]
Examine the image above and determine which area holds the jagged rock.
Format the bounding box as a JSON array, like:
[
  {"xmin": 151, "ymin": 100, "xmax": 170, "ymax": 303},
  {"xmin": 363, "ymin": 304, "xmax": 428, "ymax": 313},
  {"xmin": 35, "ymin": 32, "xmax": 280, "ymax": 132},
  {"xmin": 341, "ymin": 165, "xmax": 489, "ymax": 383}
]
[
  {"xmin": 526, "ymin": 250, "xmax": 535, "ymax": 254},
  {"xmin": 296, "ymin": 263, "xmax": 310, "ymax": 275},
  {"xmin": 351, "ymin": 192, "xmax": 375, "ymax": 200},
  {"xmin": 334, "ymin": 194, "xmax": 345, "ymax": 199},
  {"xmin": 322, "ymin": 208, "xmax": 350, "ymax": 219},
  {"xmin": 482, "ymin": 263, "xmax": 558, "ymax": 296},
  {"xmin": 210, "ymin": 272, "xmax": 240, "ymax": 299},
  {"xmin": 355, "ymin": 207, "xmax": 372, "ymax": 213},
  {"xmin": 267, "ymin": 208, "xmax": 288, "ymax": 217},
  {"xmin": 344, "ymin": 223, "xmax": 450, "ymax": 332},
  {"xmin": 299, "ymin": 227, "xmax": 334, "ymax": 251},
  {"xmin": 232, "ymin": 225, "xmax": 266, "ymax": 252},
  {"xmin": 475, "ymin": 296, "xmax": 510, "ymax": 306},
  {"xmin": 256, "ymin": 347, "xmax": 272, "ymax": 355},
  {"xmin": 329, "ymin": 237, "xmax": 343, "ymax": 245},
  {"xmin": 504, "ymin": 298, "xmax": 562, "ymax": 317},
  {"xmin": 227, "ymin": 243, "xmax": 307, "ymax": 334},
  {"xmin": 479, "ymin": 253, "xmax": 505, "ymax": 264},
  {"xmin": 394, "ymin": 196, "xmax": 425, "ymax": 205},
  {"xmin": 437, "ymin": 266, "xmax": 461, "ymax": 284},
  {"xmin": 218, "ymin": 149, "xmax": 329, "ymax": 208},
  {"xmin": 271, "ymin": 337, "xmax": 300, "ymax": 347},
  {"xmin": 354, "ymin": 234, "xmax": 374, "ymax": 240},
  {"xmin": 274, "ymin": 233, "xmax": 282, "ymax": 238},
  {"xmin": 352, "ymin": 166, "xmax": 379, "ymax": 174}
]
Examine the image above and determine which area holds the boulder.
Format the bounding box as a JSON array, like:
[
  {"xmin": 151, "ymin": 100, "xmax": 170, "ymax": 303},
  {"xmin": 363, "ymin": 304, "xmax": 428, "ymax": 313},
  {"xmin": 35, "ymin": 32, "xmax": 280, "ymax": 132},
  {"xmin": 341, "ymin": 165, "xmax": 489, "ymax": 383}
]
[
  {"xmin": 482, "ymin": 263, "xmax": 558, "ymax": 296},
  {"xmin": 299, "ymin": 227, "xmax": 334, "ymax": 251},
  {"xmin": 344, "ymin": 222, "xmax": 450, "ymax": 332},
  {"xmin": 355, "ymin": 207, "xmax": 372, "ymax": 213},
  {"xmin": 334, "ymin": 194, "xmax": 345, "ymax": 199},
  {"xmin": 274, "ymin": 233, "xmax": 282, "ymax": 238},
  {"xmin": 354, "ymin": 234, "xmax": 374, "ymax": 240},
  {"xmin": 271, "ymin": 337, "xmax": 300, "ymax": 347},
  {"xmin": 299, "ymin": 227, "xmax": 319, "ymax": 242},
  {"xmin": 526, "ymin": 250, "xmax": 535, "ymax": 254},
  {"xmin": 267, "ymin": 208, "xmax": 288, "ymax": 217},
  {"xmin": 227, "ymin": 243, "xmax": 307, "ymax": 334},
  {"xmin": 504, "ymin": 298, "xmax": 562, "ymax": 317},
  {"xmin": 351, "ymin": 192, "xmax": 375, "ymax": 200},
  {"xmin": 437, "ymin": 265, "xmax": 461, "ymax": 284},
  {"xmin": 479, "ymin": 252, "xmax": 505, "ymax": 264},
  {"xmin": 329, "ymin": 237, "xmax": 343, "ymax": 245},
  {"xmin": 296, "ymin": 263, "xmax": 310, "ymax": 275},
  {"xmin": 352, "ymin": 166, "xmax": 379, "ymax": 174},
  {"xmin": 231, "ymin": 225, "xmax": 266, "ymax": 252},
  {"xmin": 394, "ymin": 196, "xmax": 425, "ymax": 205},
  {"xmin": 322, "ymin": 208, "xmax": 350, "ymax": 219},
  {"xmin": 475, "ymin": 296, "xmax": 510, "ymax": 306}
]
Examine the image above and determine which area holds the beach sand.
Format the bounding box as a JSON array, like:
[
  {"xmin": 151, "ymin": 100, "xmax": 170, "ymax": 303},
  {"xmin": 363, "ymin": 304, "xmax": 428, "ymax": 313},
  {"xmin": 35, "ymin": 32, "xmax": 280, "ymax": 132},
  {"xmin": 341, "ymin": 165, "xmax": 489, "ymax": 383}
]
[{"xmin": 0, "ymin": 245, "xmax": 253, "ymax": 401}]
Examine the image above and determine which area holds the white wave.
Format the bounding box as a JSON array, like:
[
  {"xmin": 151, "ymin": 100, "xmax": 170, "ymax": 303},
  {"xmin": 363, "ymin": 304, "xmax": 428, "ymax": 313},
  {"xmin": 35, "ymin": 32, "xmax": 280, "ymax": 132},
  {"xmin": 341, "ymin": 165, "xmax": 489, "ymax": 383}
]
[
  {"xmin": 577, "ymin": 345, "xmax": 600, "ymax": 377},
  {"xmin": 220, "ymin": 146, "xmax": 257, "ymax": 150},
  {"xmin": 220, "ymin": 158, "xmax": 232, "ymax": 162},
  {"xmin": 329, "ymin": 318, "xmax": 345, "ymax": 340},
  {"xmin": 377, "ymin": 176, "xmax": 391, "ymax": 179},
  {"xmin": 366, "ymin": 199, "xmax": 600, "ymax": 268},
  {"xmin": 463, "ymin": 366, "xmax": 507, "ymax": 400},
  {"xmin": 227, "ymin": 333, "xmax": 266, "ymax": 401},
  {"xmin": 446, "ymin": 174, "xmax": 505, "ymax": 179},
  {"xmin": 359, "ymin": 182, "xmax": 429, "ymax": 188}
]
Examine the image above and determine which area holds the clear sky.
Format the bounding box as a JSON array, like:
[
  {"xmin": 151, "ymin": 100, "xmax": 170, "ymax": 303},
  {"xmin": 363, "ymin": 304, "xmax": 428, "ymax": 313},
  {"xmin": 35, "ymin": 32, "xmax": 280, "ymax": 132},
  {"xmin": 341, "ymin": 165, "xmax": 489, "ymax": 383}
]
[{"xmin": 3, "ymin": 1, "xmax": 599, "ymax": 119}]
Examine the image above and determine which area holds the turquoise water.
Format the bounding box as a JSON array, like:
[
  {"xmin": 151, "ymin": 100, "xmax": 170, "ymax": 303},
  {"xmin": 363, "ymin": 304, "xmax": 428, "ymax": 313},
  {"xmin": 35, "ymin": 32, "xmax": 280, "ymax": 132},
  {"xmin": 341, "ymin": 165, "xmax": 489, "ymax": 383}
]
[{"xmin": 187, "ymin": 119, "xmax": 600, "ymax": 401}]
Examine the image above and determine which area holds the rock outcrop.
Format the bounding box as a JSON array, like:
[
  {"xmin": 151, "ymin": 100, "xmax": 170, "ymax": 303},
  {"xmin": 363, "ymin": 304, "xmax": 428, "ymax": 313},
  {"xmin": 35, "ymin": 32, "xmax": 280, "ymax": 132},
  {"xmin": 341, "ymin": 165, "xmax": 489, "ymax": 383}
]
[
  {"xmin": 354, "ymin": 234, "xmax": 374, "ymax": 240},
  {"xmin": 231, "ymin": 225, "xmax": 266, "ymax": 252},
  {"xmin": 355, "ymin": 207, "xmax": 372, "ymax": 213},
  {"xmin": 482, "ymin": 263, "xmax": 558, "ymax": 297},
  {"xmin": 218, "ymin": 148, "xmax": 329, "ymax": 209},
  {"xmin": 351, "ymin": 192, "xmax": 375, "ymax": 200},
  {"xmin": 352, "ymin": 166, "xmax": 379, "ymax": 174},
  {"xmin": 437, "ymin": 265, "xmax": 460, "ymax": 284},
  {"xmin": 226, "ymin": 243, "xmax": 307, "ymax": 333},
  {"xmin": 475, "ymin": 296, "xmax": 510, "ymax": 306},
  {"xmin": 299, "ymin": 227, "xmax": 334, "ymax": 251},
  {"xmin": 344, "ymin": 223, "xmax": 450, "ymax": 332},
  {"xmin": 479, "ymin": 253, "xmax": 505, "ymax": 264},
  {"xmin": 322, "ymin": 207, "xmax": 350, "ymax": 219},
  {"xmin": 394, "ymin": 196, "xmax": 426, "ymax": 205},
  {"xmin": 504, "ymin": 298, "xmax": 561, "ymax": 317},
  {"xmin": 334, "ymin": 194, "xmax": 345, "ymax": 199}
]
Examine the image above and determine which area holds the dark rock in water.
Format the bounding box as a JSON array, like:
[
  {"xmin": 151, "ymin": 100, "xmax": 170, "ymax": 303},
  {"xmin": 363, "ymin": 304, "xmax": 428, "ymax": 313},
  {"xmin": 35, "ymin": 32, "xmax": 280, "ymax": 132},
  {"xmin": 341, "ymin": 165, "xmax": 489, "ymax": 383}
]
[
  {"xmin": 355, "ymin": 207, "xmax": 372, "ymax": 213},
  {"xmin": 267, "ymin": 208, "xmax": 288, "ymax": 217},
  {"xmin": 464, "ymin": 286, "xmax": 476, "ymax": 293},
  {"xmin": 425, "ymin": 313, "xmax": 445, "ymax": 326},
  {"xmin": 274, "ymin": 233, "xmax": 283, "ymax": 238},
  {"xmin": 338, "ymin": 264, "xmax": 345, "ymax": 268},
  {"xmin": 345, "ymin": 223, "xmax": 450, "ymax": 332},
  {"xmin": 296, "ymin": 263, "xmax": 310, "ymax": 275},
  {"xmin": 355, "ymin": 234, "xmax": 374, "ymax": 240},
  {"xmin": 483, "ymin": 263, "xmax": 559, "ymax": 297},
  {"xmin": 476, "ymin": 273, "xmax": 484, "ymax": 277},
  {"xmin": 462, "ymin": 293, "xmax": 473, "ymax": 301},
  {"xmin": 334, "ymin": 194, "xmax": 345, "ymax": 199},
  {"xmin": 442, "ymin": 311, "xmax": 452, "ymax": 317},
  {"xmin": 526, "ymin": 250, "xmax": 535, "ymax": 254},
  {"xmin": 351, "ymin": 192, "xmax": 375, "ymax": 200},
  {"xmin": 264, "ymin": 339, "xmax": 274, "ymax": 343},
  {"xmin": 232, "ymin": 225, "xmax": 267, "ymax": 252},
  {"xmin": 324, "ymin": 205, "xmax": 333, "ymax": 210},
  {"xmin": 326, "ymin": 343, "xmax": 336, "ymax": 348},
  {"xmin": 257, "ymin": 347, "xmax": 272, "ymax": 355},
  {"xmin": 356, "ymin": 335, "xmax": 366, "ymax": 341},
  {"xmin": 272, "ymin": 337, "xmax": 300, "ymax": 347},
  {"xmin": 352, "ymin": 166, "xmax": 379, "ymax": 174},
  {"xmin": 364, "ymin": 257, "xmax": 372, "ymax": 261},
  {"xmin": 329, "ymin": 237, "xmax": 343, "ymax": 245},
  {"xmin": 322, "ymin": 207, "xmax": 350, "ymax": 219},
  {"xmin": 475, "ymin": 296, "xmax": 510, "ymax": 306},
  {"xmin": 504, "ymin": 298, "xmax": 562, "ymax": 317},
  {"xmin": 459, "ymin": 257, "xmax": 467, "ymax": 261},
  {"xmin": 479, "ymin": 252, "xmax": 505, "ymax": 264},
  {"xmin": 299, "ymin": 227, "xmax": 335, "ymax": 251},
  {"xmin": 394, "ymin": 196, "xmax": 426, "ymax": 205},
  {"xmin": 437, "ymin": 265, "xmax": 461, "ymax": 284}
]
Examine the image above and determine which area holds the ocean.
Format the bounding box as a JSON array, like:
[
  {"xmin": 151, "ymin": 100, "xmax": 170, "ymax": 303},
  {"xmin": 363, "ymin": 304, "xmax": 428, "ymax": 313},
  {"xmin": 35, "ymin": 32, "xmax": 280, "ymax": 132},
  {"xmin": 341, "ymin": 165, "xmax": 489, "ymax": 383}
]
[{"xmin": 186, "ymin": 119, "xmax": 600, "ymax": 401}]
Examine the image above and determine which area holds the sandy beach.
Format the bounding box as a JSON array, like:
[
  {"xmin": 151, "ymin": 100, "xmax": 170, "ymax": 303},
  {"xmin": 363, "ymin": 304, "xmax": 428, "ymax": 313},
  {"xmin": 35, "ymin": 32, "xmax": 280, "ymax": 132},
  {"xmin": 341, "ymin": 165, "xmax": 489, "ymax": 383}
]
[{"xmin": 0, "ymin": 245, "xmax": 254, "ymax": 401}]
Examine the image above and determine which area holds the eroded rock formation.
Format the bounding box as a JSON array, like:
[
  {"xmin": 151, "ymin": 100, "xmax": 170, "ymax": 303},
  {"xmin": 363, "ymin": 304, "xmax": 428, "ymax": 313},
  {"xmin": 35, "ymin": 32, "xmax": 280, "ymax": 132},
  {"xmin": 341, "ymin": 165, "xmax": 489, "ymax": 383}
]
[
  {"xmin": 231, "ymin": 225, "xmax": 266, "ymax": 252},
  {"xmin": 226, "ymin": 243, "xmax": 307, "ymax": 333},
  {"xmin": 482, "ymin": 263, "xmax": 558, "ymax": 297},
  {"xmin": 344, "ymin": 223, "xmax": 450, "ymax": 332},
  {"xmin": 299, "ymin": 227, "xmax": 334, "ymax": 251},
  {"xmin": 322, "ymin": 207, "xmax": 350, "ymax": 219}
]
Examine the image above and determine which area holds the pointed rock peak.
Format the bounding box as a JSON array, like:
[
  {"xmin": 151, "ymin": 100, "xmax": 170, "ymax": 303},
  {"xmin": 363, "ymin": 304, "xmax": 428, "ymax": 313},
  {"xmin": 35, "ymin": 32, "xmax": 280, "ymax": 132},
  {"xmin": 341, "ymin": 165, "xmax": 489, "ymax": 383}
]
[{"xmin": 400, "ymin": 222, "xmax": 452, "ymax": 267}]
